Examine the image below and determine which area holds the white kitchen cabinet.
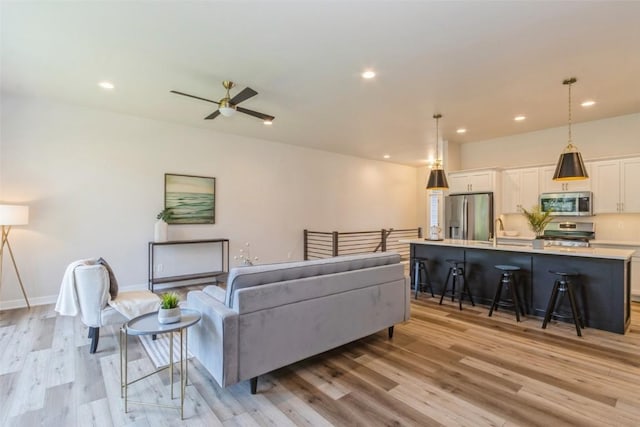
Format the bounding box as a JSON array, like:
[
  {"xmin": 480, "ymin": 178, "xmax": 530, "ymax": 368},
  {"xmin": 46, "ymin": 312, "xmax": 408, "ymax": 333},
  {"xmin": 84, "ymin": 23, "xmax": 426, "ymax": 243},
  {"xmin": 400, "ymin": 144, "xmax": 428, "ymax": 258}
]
[
  {"xmin": 539, "ymin": 164, "xmax": 592, "ymax": 193},
  {"xmin": 448, "ymin": 170, "xmax": 497, "ymax": 193},
  {"xmin": 592, "ymin": 160, "xmax": 621, "ymax": 213},
  {"xmin": 621, "ymin": 158, "xmax": 640, "ymax": 213},
  {"xmin": 591, "ymin": 157, "xmax": 640, "ymax": 213},
  {"xmin": 501, "ymin": 168, "xmax": 539, "ymax": 214}
]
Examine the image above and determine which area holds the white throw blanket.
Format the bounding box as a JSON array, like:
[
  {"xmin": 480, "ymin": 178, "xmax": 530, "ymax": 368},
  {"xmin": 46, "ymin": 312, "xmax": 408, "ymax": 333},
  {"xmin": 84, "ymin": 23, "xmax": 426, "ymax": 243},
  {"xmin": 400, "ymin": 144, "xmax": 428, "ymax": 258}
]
[
  {"xmin": 56, "ymin": 259, "xmax": 160, "ymax": 320},
  {"xmin": 55, "ymin": 258, "xmax": 97, "ymax": 316}
]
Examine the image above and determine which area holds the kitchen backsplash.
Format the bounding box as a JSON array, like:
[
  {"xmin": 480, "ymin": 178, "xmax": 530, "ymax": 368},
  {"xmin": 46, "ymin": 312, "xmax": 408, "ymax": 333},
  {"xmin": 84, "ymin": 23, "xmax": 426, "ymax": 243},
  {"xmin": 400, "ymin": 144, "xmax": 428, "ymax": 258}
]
[{"xmin": 502, "ymin": 213, "xmax": 640, "ymax": 242}]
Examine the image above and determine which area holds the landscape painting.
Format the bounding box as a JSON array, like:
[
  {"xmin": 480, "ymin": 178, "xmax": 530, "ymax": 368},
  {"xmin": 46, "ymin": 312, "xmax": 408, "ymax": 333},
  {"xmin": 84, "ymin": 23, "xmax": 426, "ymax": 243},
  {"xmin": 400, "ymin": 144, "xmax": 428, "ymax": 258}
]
[{"xmin": 164, "ymin": 173, "xmax": 215, "ymax": 224}]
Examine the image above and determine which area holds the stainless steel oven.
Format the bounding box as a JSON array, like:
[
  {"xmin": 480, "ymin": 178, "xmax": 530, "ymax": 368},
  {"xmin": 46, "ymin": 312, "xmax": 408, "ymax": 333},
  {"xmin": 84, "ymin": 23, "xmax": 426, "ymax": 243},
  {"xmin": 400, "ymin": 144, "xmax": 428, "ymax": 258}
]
[
  {"xmin": 542, "ymin": 221, "xmax": 595, "ymax": 247},
  {"xmin": 539, "ymin": 191, "xmax": 593, "ymax": 216}
]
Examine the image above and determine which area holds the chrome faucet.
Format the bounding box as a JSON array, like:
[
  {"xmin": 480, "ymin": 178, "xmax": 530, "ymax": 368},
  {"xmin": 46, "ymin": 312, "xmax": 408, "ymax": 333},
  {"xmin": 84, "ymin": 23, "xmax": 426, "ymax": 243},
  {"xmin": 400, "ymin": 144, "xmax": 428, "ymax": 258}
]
[{"xmin": 493, "ymin": 218, "xmax": 504, "ymax": 247}]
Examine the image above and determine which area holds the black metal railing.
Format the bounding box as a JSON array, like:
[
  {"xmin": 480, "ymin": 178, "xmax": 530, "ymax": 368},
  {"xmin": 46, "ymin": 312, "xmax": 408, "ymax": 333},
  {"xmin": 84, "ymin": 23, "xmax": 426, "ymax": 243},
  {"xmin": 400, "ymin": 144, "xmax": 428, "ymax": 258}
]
[{"xmin": 303, "ymin": 228, "xmax": 422, "ymax": 261}]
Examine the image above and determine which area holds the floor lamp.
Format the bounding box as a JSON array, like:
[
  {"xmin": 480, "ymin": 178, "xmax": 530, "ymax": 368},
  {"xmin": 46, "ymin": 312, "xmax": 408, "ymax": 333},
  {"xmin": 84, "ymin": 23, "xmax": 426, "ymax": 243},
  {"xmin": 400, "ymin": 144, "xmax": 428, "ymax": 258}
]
[{"xmin": 0, "ymin": 204, "xmax": 30, "ymax": 309}]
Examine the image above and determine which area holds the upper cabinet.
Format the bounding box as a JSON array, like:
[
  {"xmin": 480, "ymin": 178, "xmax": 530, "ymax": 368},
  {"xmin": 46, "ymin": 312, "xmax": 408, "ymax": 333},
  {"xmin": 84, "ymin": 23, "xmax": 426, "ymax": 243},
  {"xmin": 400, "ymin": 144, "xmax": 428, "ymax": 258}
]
[
  {"xmin": 447, "ymin": 170, "xmax": 498, "ymax": 193},
  {"xmin": 539, "ymin": 165, "xmax": 592, "ymax": 193},
  {"xmin": 501, "ymin": 168, "xmax": 539, "ymax": 214},
  {"xmin": 591, "ymin": 157, "xmax": 640, "ymax": 213}
]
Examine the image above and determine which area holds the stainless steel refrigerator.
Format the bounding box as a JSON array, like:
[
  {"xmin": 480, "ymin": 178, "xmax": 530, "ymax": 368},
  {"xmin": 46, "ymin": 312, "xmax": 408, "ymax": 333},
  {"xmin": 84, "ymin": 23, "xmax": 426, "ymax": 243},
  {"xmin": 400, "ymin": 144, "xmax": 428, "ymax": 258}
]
[{"xmin": 445, "ymin": 192, "xmax": 494, "ymax": 241}]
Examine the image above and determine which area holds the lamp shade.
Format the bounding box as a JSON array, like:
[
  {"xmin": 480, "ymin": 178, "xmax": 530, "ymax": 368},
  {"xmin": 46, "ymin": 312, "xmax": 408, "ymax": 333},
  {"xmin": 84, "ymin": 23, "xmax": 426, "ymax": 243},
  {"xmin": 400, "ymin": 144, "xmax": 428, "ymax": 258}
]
[
  {"xmin": 0, "ymin": 205, "xmax": 29, "ymax": 225},
  {"xmin": 553, "ymin": 150, "xmax": 589, "ymax": 181},
  {"xmin": 426, "ymin": 168, "xmax": 449, "ymax": 190}
]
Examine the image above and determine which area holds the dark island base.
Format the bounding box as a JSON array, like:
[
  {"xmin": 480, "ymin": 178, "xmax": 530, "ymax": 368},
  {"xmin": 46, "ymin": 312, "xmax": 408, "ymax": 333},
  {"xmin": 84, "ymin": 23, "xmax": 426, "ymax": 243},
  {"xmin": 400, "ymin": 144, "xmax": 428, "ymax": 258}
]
[{"xmin": 411, "ymin": 244, "xmax": 631, "ymax": 334}]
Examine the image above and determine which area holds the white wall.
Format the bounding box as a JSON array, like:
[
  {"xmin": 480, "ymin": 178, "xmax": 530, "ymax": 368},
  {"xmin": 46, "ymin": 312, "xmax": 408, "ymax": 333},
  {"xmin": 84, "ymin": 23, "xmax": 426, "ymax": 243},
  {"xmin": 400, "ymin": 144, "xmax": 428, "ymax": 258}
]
[
  {"xmin": 0, "ymin": 95, "xmax": 417, "ymax": 308},
  {"xmin": 458, "ymin": 113, "xmax": 640, "ymax": 170}
]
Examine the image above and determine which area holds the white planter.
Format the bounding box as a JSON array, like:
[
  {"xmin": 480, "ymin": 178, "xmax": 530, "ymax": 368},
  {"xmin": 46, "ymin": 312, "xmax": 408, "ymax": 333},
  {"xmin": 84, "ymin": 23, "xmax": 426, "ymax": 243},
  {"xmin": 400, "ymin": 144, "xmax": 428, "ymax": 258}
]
[
  {"xmin": 154, "ymin": 219, "xmax": 168, "ymax": 242},
  {"xmin": 158, "ymin": 307, "xmax": 181, "ymax": 324},
  {"xmin": 532, "ymin": 238, "xmax": 545, "ymax": 249}
]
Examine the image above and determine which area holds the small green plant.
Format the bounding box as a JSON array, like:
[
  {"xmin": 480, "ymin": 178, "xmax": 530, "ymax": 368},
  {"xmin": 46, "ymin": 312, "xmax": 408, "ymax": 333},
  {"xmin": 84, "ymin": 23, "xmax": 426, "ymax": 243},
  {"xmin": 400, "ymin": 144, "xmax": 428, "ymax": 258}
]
[
  {"xmin": 521, "ymin": 205, "xmax": 554, "ymax": 237},
  {"xmin": 160, "ymin": 292, "xmax": 180, "ymax": 309},
  {"xmin": 157, "ymin": 208, "xmax": 173, "ymax": 222}
]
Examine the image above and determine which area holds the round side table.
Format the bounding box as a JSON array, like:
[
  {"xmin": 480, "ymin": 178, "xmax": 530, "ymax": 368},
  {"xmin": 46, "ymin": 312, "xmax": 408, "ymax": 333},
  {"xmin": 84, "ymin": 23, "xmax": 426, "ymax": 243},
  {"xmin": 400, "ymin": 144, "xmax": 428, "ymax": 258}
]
[{"xmin": 120, "ymin": 308, "xmax": 201, "ymax": 419}]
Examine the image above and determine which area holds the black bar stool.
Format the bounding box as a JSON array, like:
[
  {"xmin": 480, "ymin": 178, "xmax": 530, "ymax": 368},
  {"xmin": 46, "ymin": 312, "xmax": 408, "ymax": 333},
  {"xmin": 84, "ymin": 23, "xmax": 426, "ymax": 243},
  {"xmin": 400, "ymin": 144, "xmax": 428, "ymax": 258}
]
[
  {"xmin": 412, "ymin": 257, "xmax": 435, "ymax": 299},
  {"xmin": 439, "ymin": 259, "xmax": 474, "ymax": 310},
  {"xmin": 542, "ymin": 270, "xmax": 584, "ymax": 336},
  {"xmin": 488, "ymin": 265, "xmax": 525, "ymax": 322}
]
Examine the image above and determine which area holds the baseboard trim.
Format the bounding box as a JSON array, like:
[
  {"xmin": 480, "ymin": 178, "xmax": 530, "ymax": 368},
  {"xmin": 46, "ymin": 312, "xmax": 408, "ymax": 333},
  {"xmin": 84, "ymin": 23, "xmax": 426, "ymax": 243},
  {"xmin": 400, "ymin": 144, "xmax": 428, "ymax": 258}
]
[{"xmin": 0, "ymin": 283, "xmax": 149, "ymax": 311}]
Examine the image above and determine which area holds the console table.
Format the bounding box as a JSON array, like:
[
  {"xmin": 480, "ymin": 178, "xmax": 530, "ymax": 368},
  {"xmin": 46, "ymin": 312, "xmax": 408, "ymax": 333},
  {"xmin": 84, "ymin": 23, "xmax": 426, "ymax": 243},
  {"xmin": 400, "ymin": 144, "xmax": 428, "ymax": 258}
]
[{"xmin": 148, "ymin": 239, "xmax": 229, "ymax": 292}]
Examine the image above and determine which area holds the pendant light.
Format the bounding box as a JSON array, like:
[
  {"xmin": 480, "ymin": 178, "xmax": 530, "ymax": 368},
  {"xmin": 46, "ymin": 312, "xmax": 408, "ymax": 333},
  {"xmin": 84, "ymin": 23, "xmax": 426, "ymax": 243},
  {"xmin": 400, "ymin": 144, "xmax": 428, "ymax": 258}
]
[
  {"xmin": 553, "ymin": 77, "xmax": 588, "ymax": 181},
  {"xmin": 426, "ymin": 114, "xmax": 449, "ymax": 189}
]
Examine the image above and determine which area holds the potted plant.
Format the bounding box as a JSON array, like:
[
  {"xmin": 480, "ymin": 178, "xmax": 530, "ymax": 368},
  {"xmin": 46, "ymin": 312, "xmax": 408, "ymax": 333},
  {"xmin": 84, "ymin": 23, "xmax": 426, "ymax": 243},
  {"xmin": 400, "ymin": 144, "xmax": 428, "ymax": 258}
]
[
  {"xmin": 158, "ymin": 291, "xmax": 181, "ymax": 324},
  {"xmin": 154, "ymin": 208, "xmax": 173, "ymax": 242},
  {"xmin": 521, "ymin": 205, "xmax": 553, "ymax": 249}
]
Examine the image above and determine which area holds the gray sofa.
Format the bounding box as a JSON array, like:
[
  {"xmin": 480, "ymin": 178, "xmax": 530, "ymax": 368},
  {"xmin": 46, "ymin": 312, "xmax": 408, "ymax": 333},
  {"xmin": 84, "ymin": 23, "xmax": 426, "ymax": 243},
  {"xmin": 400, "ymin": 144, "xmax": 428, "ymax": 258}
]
[{"xmin": 186, "ymin": 252, "xmax": 409, "ymax": 393}]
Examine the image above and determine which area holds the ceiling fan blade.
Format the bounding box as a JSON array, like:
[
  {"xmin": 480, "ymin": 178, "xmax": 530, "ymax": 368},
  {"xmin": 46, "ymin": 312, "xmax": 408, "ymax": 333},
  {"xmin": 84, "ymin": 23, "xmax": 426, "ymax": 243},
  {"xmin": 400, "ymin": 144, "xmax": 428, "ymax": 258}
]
[
  {"xmin": 170, "ymin": 90, "xmax": 219, "ymax": 104},
  {"xmin": 236, "ymin": 106, "xmax": 275, "ymax": 121},
  {"xmin": 230, "ymin": 87, "xmax": 258, "ymax": 105},
  {"xmin": 204, "ymin": 110, "xmax": 221, "ymax": 120}
]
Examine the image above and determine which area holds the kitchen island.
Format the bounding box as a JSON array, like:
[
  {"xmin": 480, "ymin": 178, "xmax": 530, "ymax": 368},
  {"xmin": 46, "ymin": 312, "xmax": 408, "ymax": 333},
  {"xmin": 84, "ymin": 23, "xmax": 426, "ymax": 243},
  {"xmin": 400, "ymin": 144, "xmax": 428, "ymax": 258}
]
[{"xmin": 403, "ymin": 239, "xmax": 634, "ymax": 334}]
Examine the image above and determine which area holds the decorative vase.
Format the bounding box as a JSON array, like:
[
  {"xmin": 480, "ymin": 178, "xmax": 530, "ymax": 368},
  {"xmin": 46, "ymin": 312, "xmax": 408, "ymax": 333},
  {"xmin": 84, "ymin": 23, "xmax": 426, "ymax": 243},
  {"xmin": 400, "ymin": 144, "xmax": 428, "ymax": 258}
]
[
  {"xmin": 158, "ymin": 307, "xmax": 181, "ymax": 324},
  {"xmin": 532, "ymin": 238, "xmax": 545, "ymax": 249},
  {"xmin": 154, "ymin": 219, "xmax": 168, "ymax": 242}
]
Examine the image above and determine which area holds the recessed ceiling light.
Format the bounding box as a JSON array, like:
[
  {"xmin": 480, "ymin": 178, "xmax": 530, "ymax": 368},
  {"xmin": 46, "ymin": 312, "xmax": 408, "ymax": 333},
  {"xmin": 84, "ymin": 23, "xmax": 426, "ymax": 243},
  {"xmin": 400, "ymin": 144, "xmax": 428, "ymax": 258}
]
[
  {"xmin": 361, "ymin": 70, "xmax": 376, "ymax": 79},
  {"xmin": 581, "ymin": 100, "xmax": 596, "ymax": 107},
  {"xmin": 98, "ymin": 81, "xmax": 114, "ymax": 90},
  {"xmin": 383, "ymin": 154, "xmax": 390, "ymax": 159},
  {"xmin": 263, "ymin": 119, "xmax": 273, "ymax": 125},
  {"xmin": 456, "ymin": 128, "xmax": 467, "ymax": 134},
  {"xmin": 514, "ymin": 115, "xmax": 526, "ymax": 121}
]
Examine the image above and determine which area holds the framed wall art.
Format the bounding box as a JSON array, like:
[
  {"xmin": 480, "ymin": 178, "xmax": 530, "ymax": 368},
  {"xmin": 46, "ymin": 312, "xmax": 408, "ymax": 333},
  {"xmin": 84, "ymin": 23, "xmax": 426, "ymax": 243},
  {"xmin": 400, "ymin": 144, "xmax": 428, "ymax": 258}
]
[{"xmin": 164, "ymin": 173, "xmax": 215, "ymax": 224}]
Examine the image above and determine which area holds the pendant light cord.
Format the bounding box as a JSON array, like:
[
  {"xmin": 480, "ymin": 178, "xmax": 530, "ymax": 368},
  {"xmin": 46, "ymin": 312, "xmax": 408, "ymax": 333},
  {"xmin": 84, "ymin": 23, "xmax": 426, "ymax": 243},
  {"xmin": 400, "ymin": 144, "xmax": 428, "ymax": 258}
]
[
  {"xmin": 435, "ymin": 116, "xmax": 440, "ymax": 160},
  {"xmin": 433, "ymin": 113, "xmax": 442, "ymax": 166},
  {"xmin": 563, "ymin": 77, "xmax": 577, "ymax": 150},
  {"xmin": 568, "ymin": 80, "xmax": 572, "ymax": 146}
]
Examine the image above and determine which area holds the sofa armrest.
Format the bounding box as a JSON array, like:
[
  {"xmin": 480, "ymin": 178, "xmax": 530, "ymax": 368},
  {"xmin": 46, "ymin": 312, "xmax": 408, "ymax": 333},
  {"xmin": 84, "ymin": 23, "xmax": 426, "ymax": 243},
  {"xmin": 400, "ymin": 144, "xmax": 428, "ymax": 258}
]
[
  {"xmin": 186, "ymin": 290, "xmax": 240, "ymax": 387},
  {"xmin": 404, "ymin": 275, "xmax": 411, "ymax": 321}
]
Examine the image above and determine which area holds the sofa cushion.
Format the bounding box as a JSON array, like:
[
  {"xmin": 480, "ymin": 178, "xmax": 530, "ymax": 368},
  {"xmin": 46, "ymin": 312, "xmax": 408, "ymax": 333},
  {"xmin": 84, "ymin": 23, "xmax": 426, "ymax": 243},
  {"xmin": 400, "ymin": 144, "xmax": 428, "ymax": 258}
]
[
  {"xmin": 224, "ymin": 252, "xmax": 401, "ymax": 307},
  {"xmin": 233, "ymin": 263, "xmax": 405, "ymax": 314}
]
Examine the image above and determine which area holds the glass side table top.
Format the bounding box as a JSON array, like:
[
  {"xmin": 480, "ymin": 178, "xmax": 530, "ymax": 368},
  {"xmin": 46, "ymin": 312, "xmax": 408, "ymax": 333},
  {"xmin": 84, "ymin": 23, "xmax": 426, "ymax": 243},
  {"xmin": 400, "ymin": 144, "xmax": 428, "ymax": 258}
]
[{"xmin": 125, "ymin": 308, "xmax": 201, "ymax": 336}]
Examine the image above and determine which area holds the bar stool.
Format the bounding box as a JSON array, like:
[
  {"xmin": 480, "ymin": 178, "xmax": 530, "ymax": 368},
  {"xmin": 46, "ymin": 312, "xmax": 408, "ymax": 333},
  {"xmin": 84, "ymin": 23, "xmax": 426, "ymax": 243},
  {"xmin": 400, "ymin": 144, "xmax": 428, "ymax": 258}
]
[
  {"xmin": 488, "ymin": 265, "xmax": 525, "ymax": 322},
  {"xmin": 412, "ymin": 257, "xmax": 435, "ymax": 299},
  {"xmin": 542, "ymin": 270, "xmax": 584, "ymax": 336},
  {"xmin": 439, "ymin": 259, "xmax": 475, "ymax": 310}
]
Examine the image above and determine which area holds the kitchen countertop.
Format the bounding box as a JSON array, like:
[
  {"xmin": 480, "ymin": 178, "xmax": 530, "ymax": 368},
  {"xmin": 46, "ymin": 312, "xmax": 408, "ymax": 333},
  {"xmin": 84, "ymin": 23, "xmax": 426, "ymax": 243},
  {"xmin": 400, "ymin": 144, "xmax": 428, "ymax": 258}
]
[
  {"xmin": 400, "ymin": 238, "xmax": 635, "ymax": 260},
  {"xmin": 497, "ymin": 235, "xmax": 640, "ymax": 248},
  {"xmin": 589, "ymin": 239, "xmax": 640, "ymax": 247}
]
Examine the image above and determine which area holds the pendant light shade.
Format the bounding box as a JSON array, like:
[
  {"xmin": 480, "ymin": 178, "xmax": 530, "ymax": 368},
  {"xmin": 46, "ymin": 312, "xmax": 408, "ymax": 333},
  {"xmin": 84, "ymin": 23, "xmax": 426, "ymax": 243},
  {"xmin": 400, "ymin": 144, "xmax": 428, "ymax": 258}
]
[
  {"xmin": 427, "ymin": 169, "xmax": 449, "ymax": 189},
  {"xmin": 553, "ymin": 78, "xmax": 588, "ymax": 181},
  {"xmin": 553, "ymin": 149, "xmax": 589, "ymax": 181},
  {"xmin": 426, "ymin": 114, "xmax": 449, "ymax": 190}
]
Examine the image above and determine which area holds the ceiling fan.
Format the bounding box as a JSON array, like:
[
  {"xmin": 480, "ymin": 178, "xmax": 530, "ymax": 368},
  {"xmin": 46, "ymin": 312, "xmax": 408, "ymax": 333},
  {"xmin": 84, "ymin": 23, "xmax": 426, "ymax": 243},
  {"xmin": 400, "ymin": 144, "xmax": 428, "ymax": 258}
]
[{"xmin": 170, "ymin": 81, "xmax": 275, "ymax": 123}]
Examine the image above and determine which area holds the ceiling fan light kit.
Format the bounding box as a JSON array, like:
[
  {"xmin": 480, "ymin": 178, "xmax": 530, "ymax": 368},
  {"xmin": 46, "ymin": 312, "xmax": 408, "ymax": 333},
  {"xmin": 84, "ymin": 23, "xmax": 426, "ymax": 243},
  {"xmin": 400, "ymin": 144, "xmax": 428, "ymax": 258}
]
[
  {"xmin": 553, "ymin": 77, "xmax": 588, "ymax": 181},
  {"xmin": 171, "ymin": 80, "xmax": 274, "ymax": 123}
]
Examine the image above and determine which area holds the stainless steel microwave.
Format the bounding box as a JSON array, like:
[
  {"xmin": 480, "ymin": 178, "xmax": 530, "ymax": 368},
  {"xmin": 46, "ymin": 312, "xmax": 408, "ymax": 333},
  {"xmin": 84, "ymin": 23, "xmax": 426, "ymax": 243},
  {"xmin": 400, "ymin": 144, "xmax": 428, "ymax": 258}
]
[{"xmin": 539, "ymin": 191, "xmax": 593, "ymax": 216}]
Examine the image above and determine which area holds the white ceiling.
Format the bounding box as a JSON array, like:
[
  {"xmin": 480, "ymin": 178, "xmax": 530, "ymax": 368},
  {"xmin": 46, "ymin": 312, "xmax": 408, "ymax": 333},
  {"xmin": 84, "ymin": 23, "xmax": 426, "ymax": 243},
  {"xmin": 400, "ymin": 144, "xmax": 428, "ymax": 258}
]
[{"xmin": 2, "ymin": 1, "xmax": 639, "ymax": 166}]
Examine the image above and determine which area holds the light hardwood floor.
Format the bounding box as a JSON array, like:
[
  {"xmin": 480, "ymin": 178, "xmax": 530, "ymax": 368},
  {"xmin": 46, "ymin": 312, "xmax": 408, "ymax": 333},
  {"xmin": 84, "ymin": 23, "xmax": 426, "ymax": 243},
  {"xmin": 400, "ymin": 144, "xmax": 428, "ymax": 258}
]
[{"xmin": 1, "ymin": 289, "xmax": 639, "ymax": 426}]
